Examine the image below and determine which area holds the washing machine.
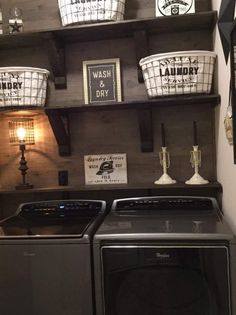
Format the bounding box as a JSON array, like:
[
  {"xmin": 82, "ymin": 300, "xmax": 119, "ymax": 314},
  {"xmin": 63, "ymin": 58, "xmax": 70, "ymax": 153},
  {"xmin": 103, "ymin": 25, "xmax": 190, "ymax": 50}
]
[
  {"xmin": 93, "ymin": 196, "xmax": 236, "ymax": 315},
  {"xmin": 0, "ymin": 199, "xmax": 106, "ymax": 315}
]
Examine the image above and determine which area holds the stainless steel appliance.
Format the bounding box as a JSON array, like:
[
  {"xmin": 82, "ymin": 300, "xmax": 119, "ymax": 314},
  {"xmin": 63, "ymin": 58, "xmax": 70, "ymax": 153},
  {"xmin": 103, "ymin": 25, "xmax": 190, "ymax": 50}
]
[
  {"xmin": 93, "ymin": 196, "xmax": 236, "ymax": 315},
  {"xmin": 0, "ymin": 199, "xmax": 106, "ymax": 315}
]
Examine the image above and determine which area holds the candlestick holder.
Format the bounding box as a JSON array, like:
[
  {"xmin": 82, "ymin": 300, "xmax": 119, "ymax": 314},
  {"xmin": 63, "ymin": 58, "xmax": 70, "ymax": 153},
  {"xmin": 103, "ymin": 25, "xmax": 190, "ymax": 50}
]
[
  {"xmin": 154, "ymin": 147, "xmax": 176, "ymax": 185},
  {"xmin": 185, "ymin": 145, "xmax": 209, "ymax": 185}
]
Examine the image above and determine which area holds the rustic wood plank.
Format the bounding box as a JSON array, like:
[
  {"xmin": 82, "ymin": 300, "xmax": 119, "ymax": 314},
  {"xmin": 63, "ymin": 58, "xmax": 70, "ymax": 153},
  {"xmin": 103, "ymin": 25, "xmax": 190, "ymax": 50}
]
[
  {"xmin": 0, "ymin": 12, "xmax": 217, "ymax": 49},
  {"xmin": 0, "ymin": 182, "xmax": 222, "ymax": 194},
  {"xmin": 133, "ymin": 30, "xmax": 149, "ymax": 83},
  {"xmin": 0, "ymin": 0, "xmax": 212, "ymax": 34},
  {"xmin": 137, "ymin": 106, "xmax": 153, "ymax": 152},
  {"xmin": 0, "ymin": 103, "xmax": 219, "ymax": 213},
  {"xmin": 0, "ymin": 0, "xmax": 218, "ymax": 215},
  {"xmin": 42, "ymin": 32, "xmax": 66, "ymax": 89},
  {"xmin": 45, "ymin": 109, "xmax": 70, "ymax": 156},
  {"xmin": 45, "ymin": 95, "xmax": 221, "ymax": 112}
]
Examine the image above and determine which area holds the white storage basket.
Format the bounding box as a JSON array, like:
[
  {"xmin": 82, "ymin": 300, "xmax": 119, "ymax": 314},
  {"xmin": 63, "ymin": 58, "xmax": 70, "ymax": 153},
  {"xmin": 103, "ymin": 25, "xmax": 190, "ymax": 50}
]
[
  {"xmin": 0, "ymin": 67, "xmax": 50, "ymax": 107},
  {"xmin": 139, "ymin": 51, "xmax": 216, "ymax": 98},
  {"xmin": 58, "ymin": 0, "xmax": 126, "ymax": 26}
]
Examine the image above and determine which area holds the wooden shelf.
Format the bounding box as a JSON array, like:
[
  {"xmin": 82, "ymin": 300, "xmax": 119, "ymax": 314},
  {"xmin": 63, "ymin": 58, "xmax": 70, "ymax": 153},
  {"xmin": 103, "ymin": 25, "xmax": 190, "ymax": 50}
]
[
  {"xmin": 0, "ymin": 7, "xmax": 221, "ymax": 210},
  {"xmin": 45, "ymin": 94, "xmax": 221, "ymax": 112},
  {"xmin": 0, "ymin": 94, "xmax": 220, "ymax": 156},
  {"xmin": 0, "ymin": 182, "xmax": 223, "ymax": 195},
  {"xmin": 0, "ymin": 11, "xmax": 217, "ymax": 88},
  {"xmin": 0, "ymin": 182, "xmax": 223, "ymax": 211},
  {"xmin": 0, "ymin": 94, "xmax": 221, "ymax": 113},
  {"xmin": 45, "ymin": 94, "xmax": 220, "ymax": 155},
  {"xmin": 0, "ymin": 11, "xmax": 217, "ymax": 50}
]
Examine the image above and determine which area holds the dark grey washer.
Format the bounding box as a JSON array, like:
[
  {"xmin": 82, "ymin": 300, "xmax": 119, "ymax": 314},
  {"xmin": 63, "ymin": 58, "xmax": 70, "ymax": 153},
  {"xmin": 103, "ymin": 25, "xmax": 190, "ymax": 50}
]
[
  {"xmin": 0, "ymin": 199, "xmax": 106, "ymax": 315},
  {"xmin": 93, "ymin": 196, "xmax": 236, "ymax": 315}
]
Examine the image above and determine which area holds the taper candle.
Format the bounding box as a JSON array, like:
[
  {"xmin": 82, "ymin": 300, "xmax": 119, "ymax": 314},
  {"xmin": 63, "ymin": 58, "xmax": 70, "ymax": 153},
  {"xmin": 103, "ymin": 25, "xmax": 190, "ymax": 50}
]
[
  {"xmin": 161, "ymin": 123, "xmax": 166, "ymax": 147},
  {"xmin": 193, "ymin": 121, "xmax": 198, "ymax": 146}
]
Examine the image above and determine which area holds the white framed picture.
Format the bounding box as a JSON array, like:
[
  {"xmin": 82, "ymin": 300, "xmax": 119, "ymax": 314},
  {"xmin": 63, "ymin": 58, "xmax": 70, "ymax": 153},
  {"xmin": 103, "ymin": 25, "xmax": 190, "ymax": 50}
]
[
  {"xmin": 156, "ymin": 0, "xmax": 195, "ymax": 16},
  {"xmin": 84, "ymin": 153, "xmax": 127, "ymax": 185}
]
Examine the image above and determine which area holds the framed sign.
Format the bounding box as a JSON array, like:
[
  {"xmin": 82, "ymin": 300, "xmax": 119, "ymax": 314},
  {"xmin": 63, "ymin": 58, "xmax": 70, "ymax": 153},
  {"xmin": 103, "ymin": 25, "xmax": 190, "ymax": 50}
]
[
  {"xmin": 156, "ymin": 0, "xmax": 195, "ymax": 16},
  {"xmin": 83, "ymin": 58, "xmax": 122, "ymax": 104},
  {"xmin": 84, "ymin": 153, "xmax": 127, "ymax": 185}
]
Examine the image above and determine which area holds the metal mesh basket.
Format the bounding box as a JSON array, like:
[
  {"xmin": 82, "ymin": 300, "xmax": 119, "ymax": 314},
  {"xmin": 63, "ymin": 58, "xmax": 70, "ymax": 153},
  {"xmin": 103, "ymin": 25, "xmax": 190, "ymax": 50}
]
[
  {"xmin": 139, "ymin": 51, "xmax": 216, "ymax": 98},
  {"xmin": 0, "ymin": 67, "xmax": 50, "ymax": 107},
  {"xmin": 58, "ymin": 0, "xmax": 126, "ymax": 26}
]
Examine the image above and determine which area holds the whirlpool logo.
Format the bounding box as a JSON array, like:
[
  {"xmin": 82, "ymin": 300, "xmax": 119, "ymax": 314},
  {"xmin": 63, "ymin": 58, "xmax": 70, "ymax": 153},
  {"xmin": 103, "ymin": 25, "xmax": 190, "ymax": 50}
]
[
  {"xmin": 23, "ymin": 251, "xmax": 36, "ymax": 257},
  {"xmin": 156, "ymin": 252, "xmax": 171, "ymax": 259}
]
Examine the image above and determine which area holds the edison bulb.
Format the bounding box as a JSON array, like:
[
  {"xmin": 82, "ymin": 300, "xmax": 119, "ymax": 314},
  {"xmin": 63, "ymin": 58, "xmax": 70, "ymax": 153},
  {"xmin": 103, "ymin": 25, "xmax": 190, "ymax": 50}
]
[{"xmin": 17, "ymin": 127, "xmax": 26, "ymax": 141}]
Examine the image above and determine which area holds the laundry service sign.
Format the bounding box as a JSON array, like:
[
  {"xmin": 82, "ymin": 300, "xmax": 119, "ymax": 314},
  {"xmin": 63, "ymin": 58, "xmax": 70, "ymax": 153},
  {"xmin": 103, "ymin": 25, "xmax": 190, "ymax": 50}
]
[
  {"xmin": 83, "ymin": 58, "xmax": 122, "ymax": 104},
  {"xmin": 156, "ymin": 0, "xmax": 195, "ymax": 16},
  {"xmin": 84, "ymin": 153, "xmax": 127, "ymax": 185}
]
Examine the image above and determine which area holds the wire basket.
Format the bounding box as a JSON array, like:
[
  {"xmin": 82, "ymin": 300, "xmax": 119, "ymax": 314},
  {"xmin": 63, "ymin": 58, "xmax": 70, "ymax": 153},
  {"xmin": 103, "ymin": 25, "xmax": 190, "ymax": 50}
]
[
  {"xmin": 139, "ymin": 51, "xmax": 216, "ymax": 98},
  {"xmin": 58, "ymin": 0, "xmax": 126, "ymax": 26},
  {"xmin": 0, "ymin": 67, "xmax": 50, "ymax": 107}
]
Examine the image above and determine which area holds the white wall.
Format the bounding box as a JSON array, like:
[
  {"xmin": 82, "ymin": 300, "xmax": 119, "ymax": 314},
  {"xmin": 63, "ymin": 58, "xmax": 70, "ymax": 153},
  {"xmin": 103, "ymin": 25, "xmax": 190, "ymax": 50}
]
[{"xmin": 213, "ymin": 0, "xmax": 236, "ymax": 233}]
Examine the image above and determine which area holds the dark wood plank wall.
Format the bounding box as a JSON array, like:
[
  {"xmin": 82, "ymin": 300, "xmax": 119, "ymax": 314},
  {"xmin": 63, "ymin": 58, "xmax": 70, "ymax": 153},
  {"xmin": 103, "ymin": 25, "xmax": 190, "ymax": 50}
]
[
  {"xmin": 0, "ymin": 0, "xmax": 212, "ymax": 33},
  {"xmin": 0, "ymin": 0, "xmax": 216, "ymax": 217}
]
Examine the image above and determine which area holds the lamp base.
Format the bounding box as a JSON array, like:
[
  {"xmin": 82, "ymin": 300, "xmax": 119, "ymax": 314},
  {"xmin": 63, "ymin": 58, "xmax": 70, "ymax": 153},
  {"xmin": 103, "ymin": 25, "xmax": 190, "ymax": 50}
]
[
  {"xmin": 15, "ymin": 183, "xmax": 34, "ymax": 190},
  {"xmin": 154, "ymin": 173, "xmax": 176, "ymax": 185},
  {"xmin": 185, "ymin": 173, "xmax": 209, "ymax": 185}
]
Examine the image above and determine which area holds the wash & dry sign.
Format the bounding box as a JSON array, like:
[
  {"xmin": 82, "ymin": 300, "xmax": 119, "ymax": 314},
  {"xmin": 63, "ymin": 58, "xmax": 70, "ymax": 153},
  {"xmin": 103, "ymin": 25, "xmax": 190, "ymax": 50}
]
[{"xmin": 83, "ymin": 58, "xmax": 122, "ymax": 104}]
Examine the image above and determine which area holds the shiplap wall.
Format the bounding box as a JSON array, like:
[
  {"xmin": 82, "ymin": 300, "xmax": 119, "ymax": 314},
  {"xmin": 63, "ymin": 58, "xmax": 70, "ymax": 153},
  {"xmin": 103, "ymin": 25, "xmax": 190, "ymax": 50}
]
[{"xmin": 0, "ymin": 0, "xmax": 215, "ymax": 217}]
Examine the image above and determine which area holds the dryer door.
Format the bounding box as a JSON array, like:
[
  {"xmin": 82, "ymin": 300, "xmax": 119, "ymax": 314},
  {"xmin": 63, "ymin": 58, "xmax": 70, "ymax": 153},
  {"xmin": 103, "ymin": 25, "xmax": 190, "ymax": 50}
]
[{"xmin": 101, "ymin": 245, "xmax": 230, "ymax": 315}]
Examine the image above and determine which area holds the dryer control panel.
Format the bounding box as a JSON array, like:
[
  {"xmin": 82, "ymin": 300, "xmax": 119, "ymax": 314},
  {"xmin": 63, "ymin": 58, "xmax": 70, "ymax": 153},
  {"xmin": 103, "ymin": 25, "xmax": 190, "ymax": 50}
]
[{"xmin": 113, "ymin": 197, "xmax": 219, "ymax": 214}]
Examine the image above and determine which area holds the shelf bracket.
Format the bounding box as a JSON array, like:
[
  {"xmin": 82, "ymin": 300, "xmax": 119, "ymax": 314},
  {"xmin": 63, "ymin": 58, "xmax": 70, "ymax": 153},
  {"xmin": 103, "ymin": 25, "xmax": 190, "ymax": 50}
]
[
  {"xmin": 42, "ymin": 32, "xmax": 67, "ymax": 89},
  {"xmin": 137, "ymin": 106, "xmax": 153, "ymax": 152},
  {"xmin": 45, "ymin": 109, "xmax": 71, "ymax": 156},
  {"xmin": 133, "ymin": 29, "xmax": 149, "ymax": 83}
]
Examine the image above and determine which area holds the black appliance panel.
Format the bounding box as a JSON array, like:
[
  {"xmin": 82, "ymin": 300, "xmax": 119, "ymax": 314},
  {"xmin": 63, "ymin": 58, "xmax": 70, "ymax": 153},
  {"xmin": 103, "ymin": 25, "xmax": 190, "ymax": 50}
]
[
  {"xmin": 113, "ymin": 197, "xmax": 220, "ymax": 216},
  {"xmin": 0, "ymin": 200, "xmax": 105, "ymax": 237},
  {"xmin": 102, "ymin": 246, "xmax": 230, "ymax": 315}
]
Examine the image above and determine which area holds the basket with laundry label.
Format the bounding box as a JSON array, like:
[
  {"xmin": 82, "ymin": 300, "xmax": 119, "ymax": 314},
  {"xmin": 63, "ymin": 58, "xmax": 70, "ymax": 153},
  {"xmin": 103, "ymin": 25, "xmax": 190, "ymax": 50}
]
[
  {"xmin": 139, "ymin": 51, "xmax": 216, "ymax": 98},
  {"xmin": 0, "ymin": 67, "xmax": 50, "ymax": 107},
  {"xmin": 58, "ymin": 0, "xmax": 126, "ymax": 26}
]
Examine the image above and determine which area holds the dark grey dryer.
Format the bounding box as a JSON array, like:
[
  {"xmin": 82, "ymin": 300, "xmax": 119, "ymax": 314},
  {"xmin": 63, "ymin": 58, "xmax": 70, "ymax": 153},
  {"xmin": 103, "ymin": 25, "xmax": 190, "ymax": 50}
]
[
  {"xmin": 93, "ymin": 196, "xmax": 236, "ymax": 315},
  {"xmin": 0, "ymin": 199, "xmax": 106, "ymax": 315}
]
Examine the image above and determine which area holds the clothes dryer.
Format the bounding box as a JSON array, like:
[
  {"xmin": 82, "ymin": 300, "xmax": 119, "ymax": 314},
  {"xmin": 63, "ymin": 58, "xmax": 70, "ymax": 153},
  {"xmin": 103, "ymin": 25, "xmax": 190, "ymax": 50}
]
[{"xmin": 93, "ymin": 196, "xmax": 235, "ymax": 315}]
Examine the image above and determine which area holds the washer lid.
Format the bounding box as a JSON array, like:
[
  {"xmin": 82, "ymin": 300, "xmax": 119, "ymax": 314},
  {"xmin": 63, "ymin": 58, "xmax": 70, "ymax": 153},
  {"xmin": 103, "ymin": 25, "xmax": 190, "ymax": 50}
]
[{"xmin": 0, "ymin": 200, "xmax": 106, "ymax": 238}]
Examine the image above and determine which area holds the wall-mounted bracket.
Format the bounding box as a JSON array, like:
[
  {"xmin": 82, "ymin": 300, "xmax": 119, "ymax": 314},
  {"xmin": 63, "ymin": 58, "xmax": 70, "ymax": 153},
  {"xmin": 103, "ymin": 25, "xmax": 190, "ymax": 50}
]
[
  {"xmin": 45, "ymin": 109, "xmax": 71, "ymax": 156},
  {"xmin": 133, "ymin": 29, "xmax": 149, "ymax": 83},
  {"xmin": 42, "ymin": 32, "xmax": 67, "ymax": 89},
  {"xmin": 137, "ymin": 106, "xmax": 153, "ymax": 152}
]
